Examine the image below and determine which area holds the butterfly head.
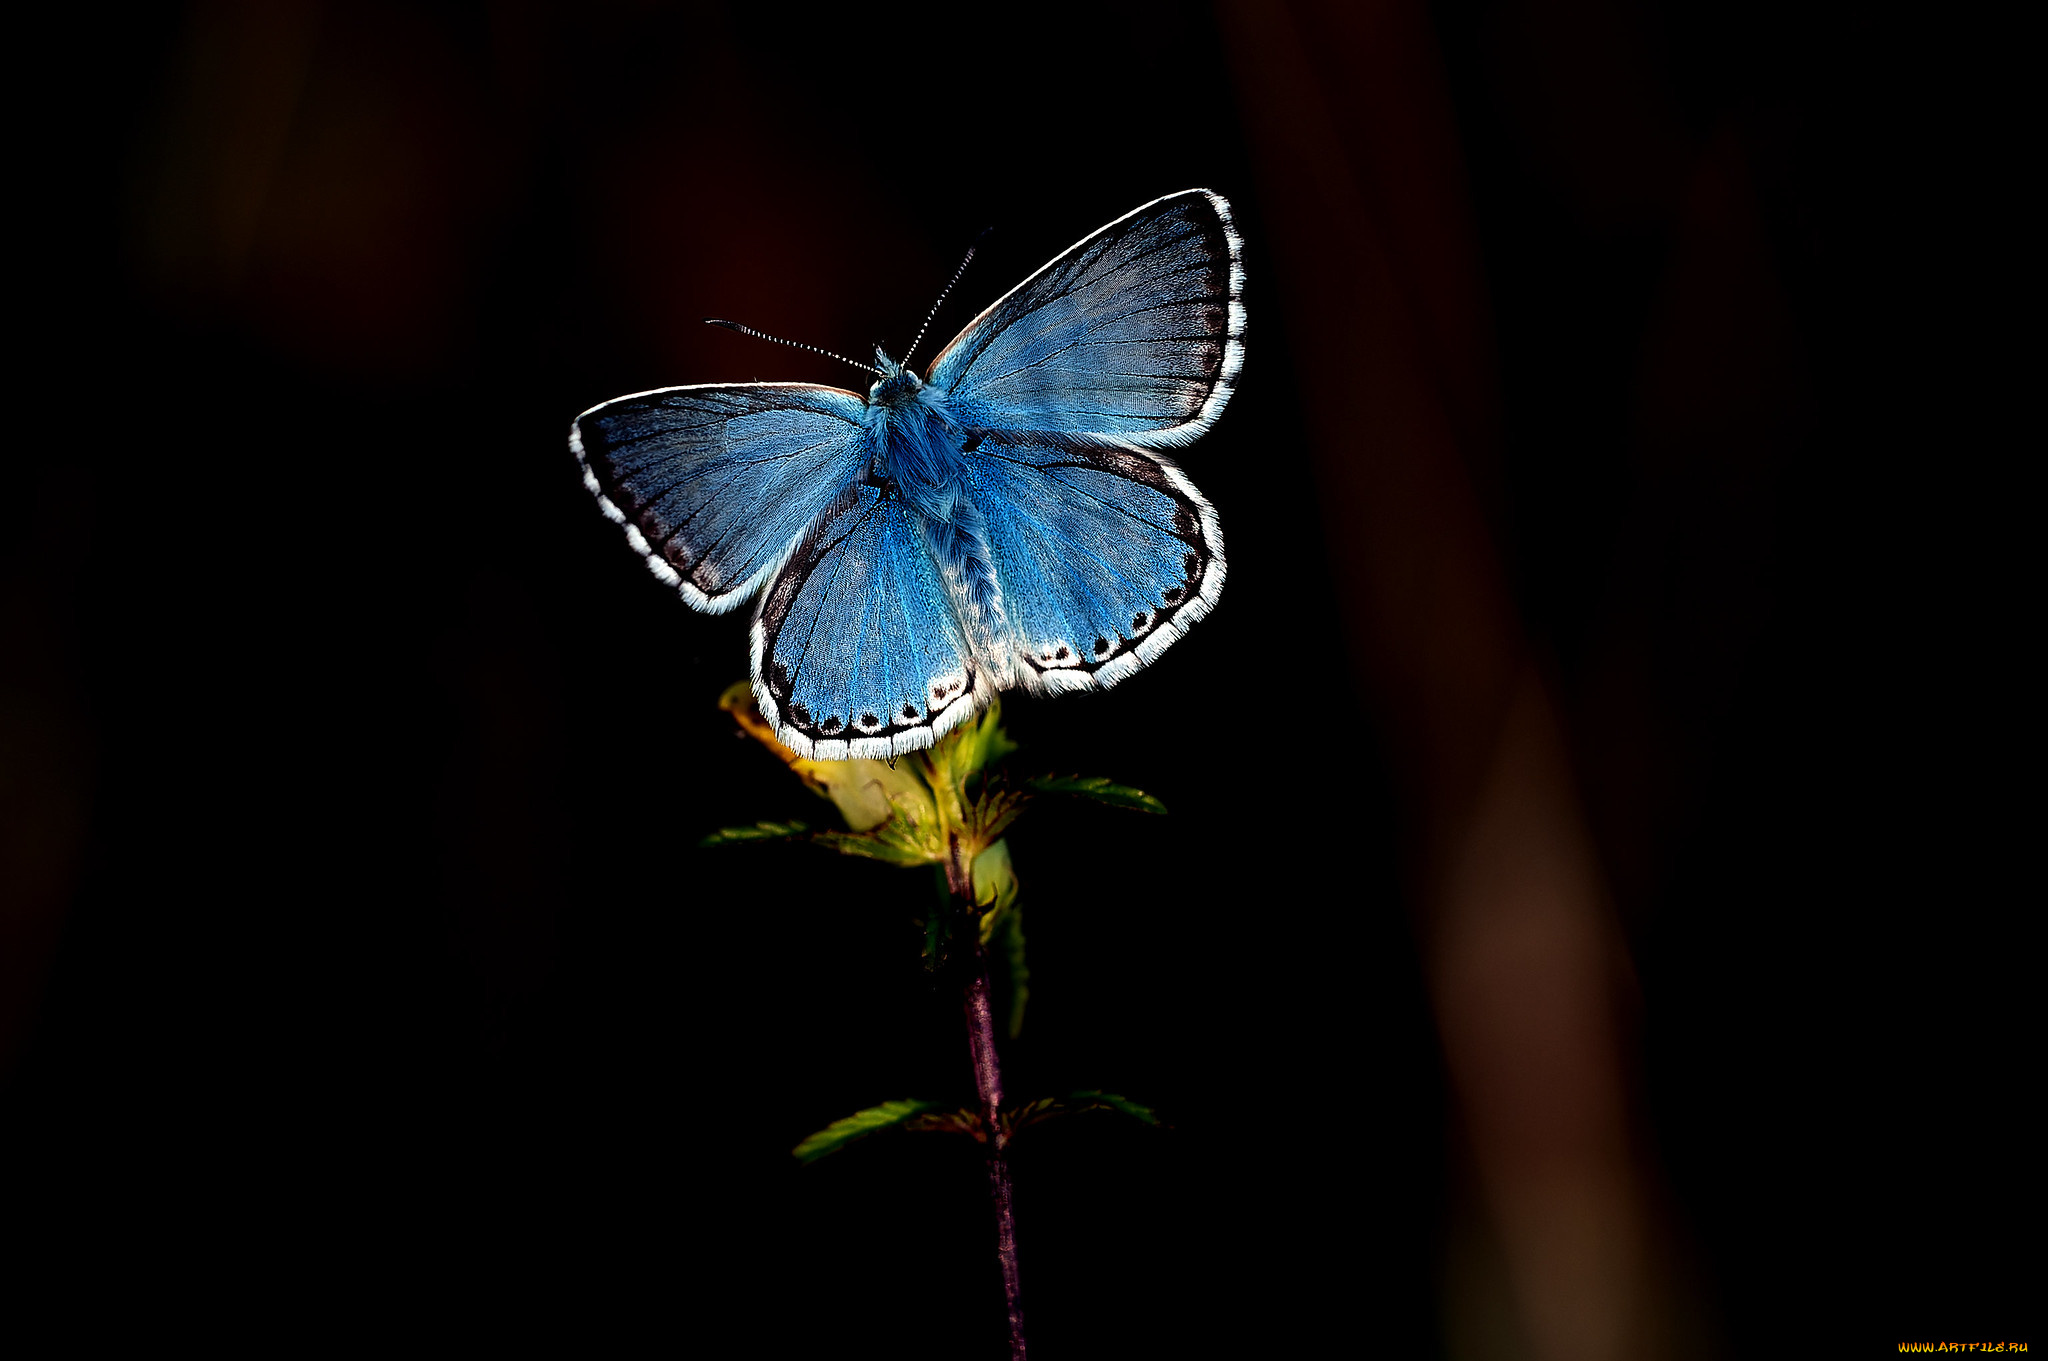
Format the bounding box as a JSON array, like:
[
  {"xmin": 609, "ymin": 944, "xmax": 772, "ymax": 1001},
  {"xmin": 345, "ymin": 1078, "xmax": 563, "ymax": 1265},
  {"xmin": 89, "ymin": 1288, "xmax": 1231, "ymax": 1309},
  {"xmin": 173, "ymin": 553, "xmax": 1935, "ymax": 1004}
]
[{"xmin": 867, "ymin": 347, "xmax": 925, "ymax": 407}]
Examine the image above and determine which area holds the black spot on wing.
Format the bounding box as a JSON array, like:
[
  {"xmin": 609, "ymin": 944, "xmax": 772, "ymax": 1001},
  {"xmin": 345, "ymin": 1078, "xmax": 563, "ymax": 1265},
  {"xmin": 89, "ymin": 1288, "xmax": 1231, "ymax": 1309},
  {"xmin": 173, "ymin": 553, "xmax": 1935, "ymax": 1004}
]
[{"xmin": 754, "ymin": 485, "xmax": 984, "ymax": 748}]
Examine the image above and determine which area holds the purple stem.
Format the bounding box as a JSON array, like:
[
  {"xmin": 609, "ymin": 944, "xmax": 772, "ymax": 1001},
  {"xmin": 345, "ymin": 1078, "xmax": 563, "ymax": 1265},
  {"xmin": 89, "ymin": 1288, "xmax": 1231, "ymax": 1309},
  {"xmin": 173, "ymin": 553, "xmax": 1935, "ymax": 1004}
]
[{"xmin": 949, "ymin": 833, "xmax": 1027, "ymax": 1360}]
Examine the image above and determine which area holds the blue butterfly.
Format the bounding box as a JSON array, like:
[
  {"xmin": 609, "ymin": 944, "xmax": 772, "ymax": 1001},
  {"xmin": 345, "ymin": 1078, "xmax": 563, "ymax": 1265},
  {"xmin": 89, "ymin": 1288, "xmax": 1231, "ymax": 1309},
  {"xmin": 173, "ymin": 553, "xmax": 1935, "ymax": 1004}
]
[{"xmin": 572, "ymin": 190, "xmax": 1245, "ymax": 759}]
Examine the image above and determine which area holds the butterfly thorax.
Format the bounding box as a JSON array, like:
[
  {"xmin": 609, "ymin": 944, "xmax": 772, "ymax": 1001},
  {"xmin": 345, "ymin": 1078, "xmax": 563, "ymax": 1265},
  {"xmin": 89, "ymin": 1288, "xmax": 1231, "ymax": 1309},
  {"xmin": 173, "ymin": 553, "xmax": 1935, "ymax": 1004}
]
[
  {"xmin": 865, "ymin": 365, "xmax": 968, "ymax": 520},
  {"xmin": 867, "ymin": 352, "xmax": 922, "ymax": 405}
]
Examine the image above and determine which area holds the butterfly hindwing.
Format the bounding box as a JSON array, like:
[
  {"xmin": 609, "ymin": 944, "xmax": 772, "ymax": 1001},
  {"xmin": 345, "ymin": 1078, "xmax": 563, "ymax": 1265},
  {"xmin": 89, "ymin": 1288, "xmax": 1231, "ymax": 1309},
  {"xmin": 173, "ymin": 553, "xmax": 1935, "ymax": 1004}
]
[
  {"xmin": 752, "ymin": 481, "xmax": 983, "ymax": 759},
  {"xmin": 927, "ymin": 190, "xmax": 1245, "ymax": 448},
  {"xmin": 573, "ymin": 384, "xmax": 869, "ymax": 612},
  {"xmin": 962, "ymin": 434, "xmax": 1225, "ymax": 692}
]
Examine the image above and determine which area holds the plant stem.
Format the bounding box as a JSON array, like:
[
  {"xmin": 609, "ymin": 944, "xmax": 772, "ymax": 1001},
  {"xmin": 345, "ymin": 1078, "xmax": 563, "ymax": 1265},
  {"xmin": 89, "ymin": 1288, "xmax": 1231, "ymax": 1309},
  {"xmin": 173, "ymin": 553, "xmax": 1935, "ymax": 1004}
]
[{"xmin": 949, "ymin": 833, "xmax": 1027, "ymax": 1360}]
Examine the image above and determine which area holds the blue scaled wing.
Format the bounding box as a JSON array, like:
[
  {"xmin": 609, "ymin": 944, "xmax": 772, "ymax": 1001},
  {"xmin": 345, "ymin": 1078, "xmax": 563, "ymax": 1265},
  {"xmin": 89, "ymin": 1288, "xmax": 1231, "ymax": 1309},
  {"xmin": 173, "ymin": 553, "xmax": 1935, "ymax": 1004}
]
[
  {"xmin": 572, "ymin": 384, "xmax": 869, "ymax": 612},
  {"xmin": 927, "ymin": 190, "xmax": 1245, "ymax": 449},
  {"xmin": 962, "ymin": 433, "xmax": 1225, "ymax": 693},
  {"xmin": 751, "ymin": 482, "xmax": 983, "ymax": 759}
]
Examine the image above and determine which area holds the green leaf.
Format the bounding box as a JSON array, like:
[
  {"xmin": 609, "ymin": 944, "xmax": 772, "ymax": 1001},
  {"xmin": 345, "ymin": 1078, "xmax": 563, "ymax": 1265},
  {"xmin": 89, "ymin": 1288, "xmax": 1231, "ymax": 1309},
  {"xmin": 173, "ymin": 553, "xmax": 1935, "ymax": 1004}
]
[
  {"xmin": 974, "ymin": 839, "xmax": 1032, "ymax": 1039},
  {"xmin": 811, "ymin": 831, "xmax": 925, "ymax": 866},
  {"xmin": 1064, "ymin": 1089, "xmax": 1161, "ymax": 1125},
  {"xmin": 720, "ymin": 679, "xmax": 937, "ymax": 832},
  {"xmin": 902, "ymin": 1108, "xmax": 983, "ymax": 1138},
  {"xmin": 998, "ymin": 907, "xmax": 1029, "ymax": 1039},
  {"xmin": 802, "ymin": 758, "xmax": 930, "ymax": 833},
  {"xmin": 966, "ymin": 783, "xmax": 1030, "ymax": 849},
  {"xmin": 923, "ymin": 700, "xmax": 1019, "ymax": 800},
  {"xmin": 1026, "ymin": 775, "xmax": 1168, "ymax": 815},
  {"xmin": 951, "ymin": 700, "xmax": 1020, "ymax": 776},
  {"xmin": 973, "ymin": 841, "xmax": 1029, "ymax": 1038},
  {"xmin": 811, "ymin": 802, "xmax": 946, "ymax": 866},
  {"xmin": 792, "ymin": 1099, "xmax": 945, "ymax": 1163},
  {"xmin": 1004, "ymin": 1090, "xmax": 1163, "ymax": 1138},
  {"xmin": 699, "ymin": 820, "xmax": 809, "ymax": 848},
  {"xmin": 1003, "ymin": 1096, "xmax": 1062, "ymax": 1130},
  {"xmin": 972, "ymin": 840, "xmax": 1020, "ymax": 919}
]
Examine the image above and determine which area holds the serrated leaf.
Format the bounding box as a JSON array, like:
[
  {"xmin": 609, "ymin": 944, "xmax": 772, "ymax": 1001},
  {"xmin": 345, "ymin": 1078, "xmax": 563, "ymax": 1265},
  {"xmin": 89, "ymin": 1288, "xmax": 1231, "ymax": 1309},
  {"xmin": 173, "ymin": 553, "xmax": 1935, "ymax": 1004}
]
[
  {"xmin": 810, "ymin": 799, "xmax": 947, "ymax": 867},
  {"xmin": 1064, "ymin": 1089, "xmax": 1161, "ymax": 1125},
  {"xmin": 916, "ymin": 701, "xmax": 1017, "ymax": 822},
  {"xmin": 699, "ymin": 820, "xmax": 809, "ymax": 848},
  {"xmin": 902, "ymin": 1108, "xmax": 983, "ymax": 1139},
  {"xmin": 966, "ymin": 783, "xmax": 1030, "ymax": 849},
  {"xmin": 944, "ymin": 701, "xmax": 1019, "ymax": 779},
  {"xmin": 811, "ymin": 828, "xmax": 937, "ymax": 866},
  {"xmin": 1004, "ymin": 1089, "xmax": 1163, "ymax": 1138},
  {"xmin": 1004, "ymin": 1096, "xmax": 1062, "ymax": 1130},
  {"xmin": 1026, "ymin": 775, "xmax": 1168, "ymax": 815},
  {"xmin": 792, "ymin": 1099, "xmax": 945, "ymax": 1163}
]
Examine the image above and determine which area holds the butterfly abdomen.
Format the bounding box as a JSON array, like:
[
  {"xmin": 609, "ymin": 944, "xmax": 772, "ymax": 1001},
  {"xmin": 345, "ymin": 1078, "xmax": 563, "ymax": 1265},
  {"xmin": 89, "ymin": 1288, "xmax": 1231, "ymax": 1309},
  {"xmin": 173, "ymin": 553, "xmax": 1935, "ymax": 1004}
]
[
  {"xmin": 919, "ymin": 505, "xmax": 1006, "ymax": 666},
  {"xmin": 859, "ymin": 389, "xmax": 1010, "ymax": 677}
]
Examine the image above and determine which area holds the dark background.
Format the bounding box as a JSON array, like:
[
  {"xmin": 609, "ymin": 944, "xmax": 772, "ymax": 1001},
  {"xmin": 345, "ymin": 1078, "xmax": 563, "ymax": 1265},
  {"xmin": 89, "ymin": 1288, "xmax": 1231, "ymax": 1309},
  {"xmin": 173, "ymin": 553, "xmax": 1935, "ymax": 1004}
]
[{"xmin": 2, "ymin": 0, "xmax": 2030, "ymax": 1353}]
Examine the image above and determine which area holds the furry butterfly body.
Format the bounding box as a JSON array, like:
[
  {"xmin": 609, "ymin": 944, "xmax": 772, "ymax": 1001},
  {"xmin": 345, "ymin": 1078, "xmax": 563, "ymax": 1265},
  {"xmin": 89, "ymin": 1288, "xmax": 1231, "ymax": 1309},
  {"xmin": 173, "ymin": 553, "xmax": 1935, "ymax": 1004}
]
[{"xmin": 572, "ymin": 190, "xmax": 1245, "ymax": 759}]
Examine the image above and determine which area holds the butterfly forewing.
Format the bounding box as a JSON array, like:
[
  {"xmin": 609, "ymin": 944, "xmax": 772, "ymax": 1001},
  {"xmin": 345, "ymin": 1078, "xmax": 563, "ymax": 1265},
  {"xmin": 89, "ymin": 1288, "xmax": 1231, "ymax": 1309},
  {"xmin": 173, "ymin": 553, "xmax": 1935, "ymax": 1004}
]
[
  {"xmin": 573, "ymin": 384, "xmax": 868, "ymax": 612},
  {"xmin": 752, "ymin": 483, "xmax": 983, "ymax": 759},
  {"xmin": 928, "ymin": 190, "xmax": 1245, "ymax": 449},
  {"xmin": 964, "ymin": 435, "xmax": 1225, "ymax": 693}
]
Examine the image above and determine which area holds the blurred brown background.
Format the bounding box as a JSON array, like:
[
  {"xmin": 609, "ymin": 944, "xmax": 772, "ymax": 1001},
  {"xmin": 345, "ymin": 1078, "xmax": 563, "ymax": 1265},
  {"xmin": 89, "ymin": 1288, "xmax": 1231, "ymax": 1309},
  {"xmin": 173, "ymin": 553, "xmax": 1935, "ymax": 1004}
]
[{"xmin": 2, "ymin": 0, "xmax": 2030, "ymax": 1354}]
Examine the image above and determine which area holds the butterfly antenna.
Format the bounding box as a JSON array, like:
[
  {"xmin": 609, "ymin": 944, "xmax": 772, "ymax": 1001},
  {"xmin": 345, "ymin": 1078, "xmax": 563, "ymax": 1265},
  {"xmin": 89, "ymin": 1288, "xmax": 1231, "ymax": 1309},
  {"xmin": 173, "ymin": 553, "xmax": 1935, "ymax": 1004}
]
[
  {"xmin": 704, "ymin": 319, "xmax": 882, "ymax": 377},
  {"xmin": 900, "ymin": 233, "xmax": 986, "ymax": 369}
]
